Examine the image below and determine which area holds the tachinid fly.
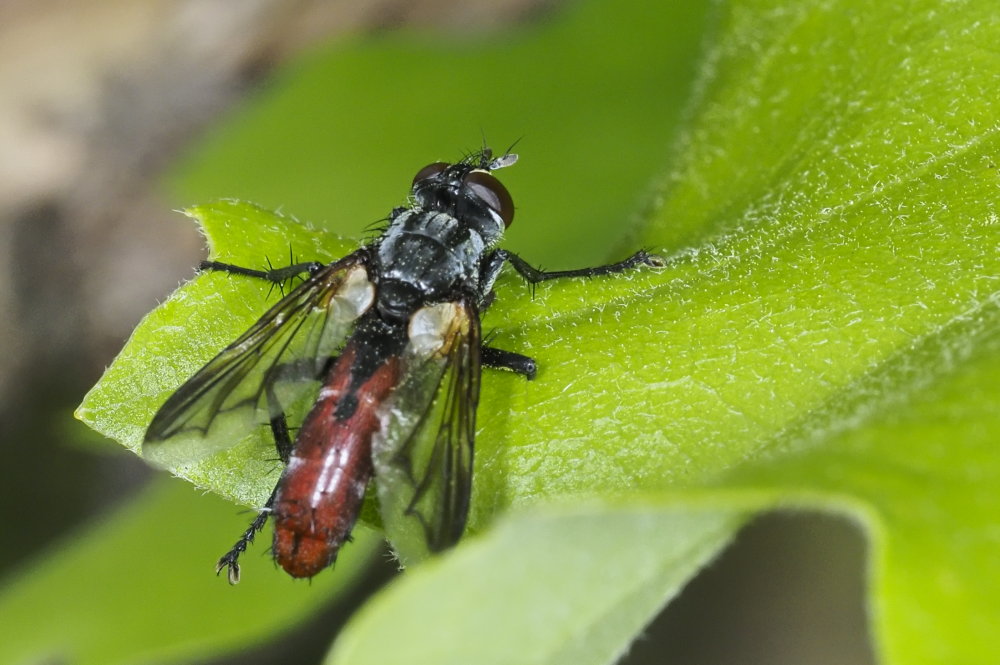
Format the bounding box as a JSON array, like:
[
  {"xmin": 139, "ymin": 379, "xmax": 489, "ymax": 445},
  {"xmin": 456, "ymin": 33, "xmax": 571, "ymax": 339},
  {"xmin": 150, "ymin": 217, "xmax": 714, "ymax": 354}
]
[{"xmin": 143, "ymin": 148, "xmax": 663, "ymax": 582}]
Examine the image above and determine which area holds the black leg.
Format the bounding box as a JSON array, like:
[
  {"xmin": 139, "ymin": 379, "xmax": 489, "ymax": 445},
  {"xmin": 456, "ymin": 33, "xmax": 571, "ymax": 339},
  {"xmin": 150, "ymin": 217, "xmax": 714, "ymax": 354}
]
[
  {"xmin": 269, "ymin": 412, "xmax": 294, "ymax": 464},
  {"xmin": 482, "ymin": 345, "xmax": 537, "ymax": 380},
  {"xmin": 216, "ymin": 485, "xmax": 278, "ymax": 585},
  {"xmin": 217, "ymin": 391, "xmax": 299, "ymax": 584},
  {"xmin": 478, "ymin": 248, "xmax": 663, "ymax": 302},
  {"xmin": 199, "ymin": 259, "xmax": 325, "ymax": 284},
  {"xmin": 265, "ymin": 376, "xmax": 297, "ymax": 465},
  {"xmin": 496, "ymin": 249, "xmax": 664, "ymax": 284}
]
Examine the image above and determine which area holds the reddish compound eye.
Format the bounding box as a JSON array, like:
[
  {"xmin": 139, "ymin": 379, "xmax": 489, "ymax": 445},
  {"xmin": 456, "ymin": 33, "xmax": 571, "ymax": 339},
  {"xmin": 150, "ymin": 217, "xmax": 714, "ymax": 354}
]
[
  {"xmin": 465, "ymin": 170, "xmax": 514, "ymax": 227},
  {"xmin": 412, "ymin": 162, "xmax": 449, "ymax": 187}
]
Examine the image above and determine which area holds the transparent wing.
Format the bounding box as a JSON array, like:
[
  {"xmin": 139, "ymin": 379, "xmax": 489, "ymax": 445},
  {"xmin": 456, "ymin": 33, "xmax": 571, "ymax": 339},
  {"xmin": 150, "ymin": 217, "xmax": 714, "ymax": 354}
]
[
  {"xmin": 373, "ymin": 299, "xmax": 480, "ymax": 564},
  {"xmin": 143, "ymin": 252, "xmax": 373, "ymax": 467}
]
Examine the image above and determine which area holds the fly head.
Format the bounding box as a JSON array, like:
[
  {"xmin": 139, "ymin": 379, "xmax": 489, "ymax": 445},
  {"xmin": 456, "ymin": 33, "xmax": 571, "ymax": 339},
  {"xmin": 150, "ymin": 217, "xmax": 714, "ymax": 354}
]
[{"xmin": 410, "ymin": 149, "xmax": 517, "ymax": 246}]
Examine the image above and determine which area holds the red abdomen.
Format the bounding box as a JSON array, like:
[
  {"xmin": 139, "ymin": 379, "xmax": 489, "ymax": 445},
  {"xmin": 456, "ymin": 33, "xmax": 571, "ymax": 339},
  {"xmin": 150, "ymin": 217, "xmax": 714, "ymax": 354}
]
[{"xmin": 272, "ymin": 344, "xmax": 399, "ymax": 578}]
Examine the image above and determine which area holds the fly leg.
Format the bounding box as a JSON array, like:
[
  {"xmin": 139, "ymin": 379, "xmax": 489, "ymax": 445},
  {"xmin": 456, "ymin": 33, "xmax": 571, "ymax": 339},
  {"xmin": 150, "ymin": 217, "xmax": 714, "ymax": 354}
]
[
  {"xmin": 215, "ymin": 484, "xmax": 277, "ymax": 585},
  {"xmin": 492, "ymin": 249, "xmax": 665, "ymax": 284},
  {"xmin": 200, "ymin": 256, "xmax": 325, "ymax": 291},
  {"xmin": 481, "ymin": 346, "xmax": 537, "ymax": 380},
  {"xmin": 201, "ymin": 259, "xmax": 325, "ymax": 299},
  {"xmin": 265, "ymin": 381, "xmax": 299, "ymax": 464},
  {"xmin": 214, "ymin": 380, "xmax": 306, "ymax": 584},
  {"xmin": 477, "ymin": 292, "xmax": 536, "ymax": 379},
  {"xmin": 481, "ymin": 248, "xmax": 664, "ymax": 295}
]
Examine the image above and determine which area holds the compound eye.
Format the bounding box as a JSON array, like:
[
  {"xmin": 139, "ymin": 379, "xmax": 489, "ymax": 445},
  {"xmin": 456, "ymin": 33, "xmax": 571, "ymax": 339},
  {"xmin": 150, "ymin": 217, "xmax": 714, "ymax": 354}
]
[
  {"xmin": 465, "ymin": 170, "xmax": 515, "ymax": 227},
  {"xmin": 412, "ymin": 162, "xmax": 449, "ymax": 187}
]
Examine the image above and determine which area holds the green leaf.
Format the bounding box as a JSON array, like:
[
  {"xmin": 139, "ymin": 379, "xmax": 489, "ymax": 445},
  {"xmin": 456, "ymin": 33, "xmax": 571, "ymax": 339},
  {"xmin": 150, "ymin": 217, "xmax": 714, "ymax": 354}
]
[
  {"xmin": 328, "ymin": 503, "xmax": 741, "ymax": 665},
  {"xmin": 0, "ymin": 478, "xmax": 380, "ymax": 665},
  {"xmin": 73, "ymin": 0, "xmax": 1000, "ymax": 663}
]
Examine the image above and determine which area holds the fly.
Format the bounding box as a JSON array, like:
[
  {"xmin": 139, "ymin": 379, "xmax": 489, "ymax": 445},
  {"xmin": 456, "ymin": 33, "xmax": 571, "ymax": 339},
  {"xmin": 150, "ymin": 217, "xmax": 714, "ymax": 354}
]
[{"xmin": 143, "ymin": 148, "xmax": 664, "ymax": 583}]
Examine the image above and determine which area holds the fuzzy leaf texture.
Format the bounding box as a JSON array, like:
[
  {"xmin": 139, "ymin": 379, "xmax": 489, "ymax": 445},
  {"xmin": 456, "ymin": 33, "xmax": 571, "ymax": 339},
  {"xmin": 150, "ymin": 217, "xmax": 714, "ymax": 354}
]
[{"xmin": 71, "ymin": 1, "xmax": 999, "ymax": 665}]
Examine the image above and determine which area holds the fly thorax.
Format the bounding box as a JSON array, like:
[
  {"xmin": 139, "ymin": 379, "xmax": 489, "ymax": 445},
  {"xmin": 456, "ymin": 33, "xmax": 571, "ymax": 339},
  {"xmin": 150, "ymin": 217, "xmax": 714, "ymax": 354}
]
[
  {"xmin": 408, "ymin": 302, "xmax": 465, "ymax": 357},
  {"xmin": 375, "ymin": 212, "xmax": 486, "ymax": 312},
  {"xmin": 376, "ymin": 279, "xmax": 423, "ymax": 322}
]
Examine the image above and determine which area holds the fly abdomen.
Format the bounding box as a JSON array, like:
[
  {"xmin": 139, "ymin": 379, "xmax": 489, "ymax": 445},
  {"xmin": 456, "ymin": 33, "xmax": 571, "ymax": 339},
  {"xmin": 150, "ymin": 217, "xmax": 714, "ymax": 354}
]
[{"xmin": 272, "ymin": 342, "xmax": 401, "ymax": 578}]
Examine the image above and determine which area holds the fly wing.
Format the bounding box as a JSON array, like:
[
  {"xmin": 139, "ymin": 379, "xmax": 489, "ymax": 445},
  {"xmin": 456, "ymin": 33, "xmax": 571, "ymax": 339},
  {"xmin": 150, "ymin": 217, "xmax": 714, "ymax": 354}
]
[
  {"xmin": 143, "ymin": 253, "xmax": 374, "ymax": 467},
  {"xmin": 372, "ymin": 299, "xmax": 480, "ymax": 565}
]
